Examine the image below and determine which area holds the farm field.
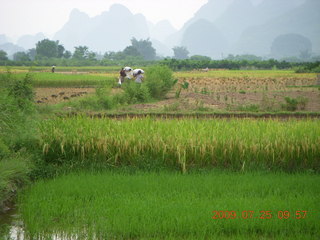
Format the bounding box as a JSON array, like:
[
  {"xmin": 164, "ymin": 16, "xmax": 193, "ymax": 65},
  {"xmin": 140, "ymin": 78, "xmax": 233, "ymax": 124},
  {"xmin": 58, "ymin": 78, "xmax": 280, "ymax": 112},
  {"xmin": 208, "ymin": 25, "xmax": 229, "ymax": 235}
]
[
  {"xmin": 1, "ymin": 68, "xmax": 316, "ymax": 113},
  {"xmin": 1, "ymin": 66, "xmax": 320, "ymax": 240},
  {"xmin": 39, "ymin": 117, "xmax": 320, "ymax": 172},
  {"xmin": 5, "ymin": 171, "xmax": 318, "ymax": 240}
]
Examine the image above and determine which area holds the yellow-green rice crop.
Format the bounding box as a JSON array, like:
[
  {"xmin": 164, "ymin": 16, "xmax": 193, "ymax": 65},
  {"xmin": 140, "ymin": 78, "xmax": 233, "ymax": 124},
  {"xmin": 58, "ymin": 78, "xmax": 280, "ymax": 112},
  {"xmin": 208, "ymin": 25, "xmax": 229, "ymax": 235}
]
[
  {"xmin": 39, "ymin": 117, "xmax": 320, "ymax": 172},
  {"xmin": 174, "ymin": 70, "xmax": 317, "ymax": 79},
  {"xmin": 0, "ymin": 72, "xmax": 116, "ymax": 87}
]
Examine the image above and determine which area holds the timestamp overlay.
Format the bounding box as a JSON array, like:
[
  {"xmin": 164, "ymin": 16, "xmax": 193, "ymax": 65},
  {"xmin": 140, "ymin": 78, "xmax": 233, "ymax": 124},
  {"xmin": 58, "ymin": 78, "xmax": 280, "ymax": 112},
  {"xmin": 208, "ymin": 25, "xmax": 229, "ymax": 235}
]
[
  {"xmin": 210, "ymin": 208, "xmax": 319, "ymax": 238},
  {"xmin": 211, "ymin": 210, "xmax": 309, "ymax": 220}
]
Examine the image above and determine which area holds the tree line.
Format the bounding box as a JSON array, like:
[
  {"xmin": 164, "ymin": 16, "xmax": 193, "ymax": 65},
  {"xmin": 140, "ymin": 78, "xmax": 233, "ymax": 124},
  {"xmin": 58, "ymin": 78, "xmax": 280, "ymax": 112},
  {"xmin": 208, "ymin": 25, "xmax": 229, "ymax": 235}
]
[{"xmin": 0, "ymin": 38, "xmax": 319, "ymax": 72}]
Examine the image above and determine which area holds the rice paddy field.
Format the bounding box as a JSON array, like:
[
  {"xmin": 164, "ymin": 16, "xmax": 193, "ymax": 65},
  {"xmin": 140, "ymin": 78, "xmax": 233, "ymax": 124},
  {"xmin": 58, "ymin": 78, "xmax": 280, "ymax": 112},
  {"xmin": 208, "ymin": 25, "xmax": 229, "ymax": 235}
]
[
  {"xmin": 0, "ymin": 72, "xmax": 116, "ymax": 87},
  {"xmin": 1, "ymin": 67, "xmax": 320, "ymax": 239},
  {"xmin": 1, "ymin": 67, "xmax": 317, "ymax": 111},
  {"xmin": 14, "ymin": 171, "xmax": 320, "ymax": 240},
  {"xmin": 39, "ymin": 117, "xmax": 320, "ymax": 172}
]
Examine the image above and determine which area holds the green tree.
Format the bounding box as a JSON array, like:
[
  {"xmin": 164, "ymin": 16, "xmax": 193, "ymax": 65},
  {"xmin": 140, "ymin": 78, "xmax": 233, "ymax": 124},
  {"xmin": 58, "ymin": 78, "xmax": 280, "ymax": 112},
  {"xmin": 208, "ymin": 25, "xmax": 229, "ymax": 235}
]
[
  {"xmin": 123, "ymin": 46, "xmax": 141, "ymax": 57},
  {"xmin": 131, "ymin": 38, "xmax": 156, "ymax": 60},
  {"xmin": 57, "ymin": 44, "xmax": 65, "ymax": 58},
  {"xmin": 36, "ymin": 39, "xmax": 58, "ymax": 58},
  {"xmin": 73, "ymin": 46, "xmax": 89, "ymax": 60},
  {"xmin": 36, "ymin": 39, "xmax": 65, "ymax": 59},
  {"xmin": 0, "ymin": 50, "xmax": 8, "ymax": 61},
  {"xmin": 173, "ymin": 46, "xmax": 189, "ymax": 59},
  {"xmin": 63, "ymin": 50, "xmax": 72, "ymax": 59},
  {"xmin": 87, "ymin": 51, "xmax": 97, "ymax": 61},
  {"xmin": 13, "ymin": 52, "xmax": 30, "ymax": 61},
  {"xmin": 190, "ymin": 55, "xmax": 211, "ymax": 61},
  {"xmin": 27, "ymin": 48, "xmax": 36, "ymax": 60}
]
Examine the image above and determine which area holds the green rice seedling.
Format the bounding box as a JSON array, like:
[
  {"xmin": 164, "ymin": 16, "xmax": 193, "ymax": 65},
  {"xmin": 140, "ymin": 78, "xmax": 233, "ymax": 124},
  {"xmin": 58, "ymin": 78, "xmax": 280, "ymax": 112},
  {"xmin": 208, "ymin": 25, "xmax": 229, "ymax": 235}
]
[{"xmin": 17, "ymin": 171, "xmax": 320, "ymax": 239}]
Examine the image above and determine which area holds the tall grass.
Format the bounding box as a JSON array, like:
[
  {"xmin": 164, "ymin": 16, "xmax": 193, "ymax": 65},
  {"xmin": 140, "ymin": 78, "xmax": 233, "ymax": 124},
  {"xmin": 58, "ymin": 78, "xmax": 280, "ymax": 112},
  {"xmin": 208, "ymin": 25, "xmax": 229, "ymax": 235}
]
[
  {"xmin": 18, "ymin": 171, "xmax": 320, "ymax": 239},
  {"xmin": 39, "ymin": 117, "xmax": 320, "ymax": 172},
  {"xmin": 0, "ymin": 72, "xmax": 36, "ymax": 211}
]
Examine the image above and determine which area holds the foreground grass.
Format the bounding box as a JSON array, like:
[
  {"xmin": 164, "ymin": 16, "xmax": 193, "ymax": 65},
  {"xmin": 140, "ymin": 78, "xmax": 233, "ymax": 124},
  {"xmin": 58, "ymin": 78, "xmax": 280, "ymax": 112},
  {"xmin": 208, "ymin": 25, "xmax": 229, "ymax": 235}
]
[
  {"xmin": 18, "ymin": 171, "xmax": 320, "ymax": 239},
  {"xmin": 39, "ymin": 117, "xmax": 320, "ymax": 172}
]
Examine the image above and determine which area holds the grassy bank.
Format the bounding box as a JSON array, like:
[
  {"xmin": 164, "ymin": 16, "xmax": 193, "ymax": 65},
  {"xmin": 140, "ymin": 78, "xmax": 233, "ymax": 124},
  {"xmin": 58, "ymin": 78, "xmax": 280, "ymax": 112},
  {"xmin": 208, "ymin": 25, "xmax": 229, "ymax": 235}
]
[
  {"xmin": 39, "ymin": 117, "xmax": 320, "ymax": 173},
  {"xmin": 0, "ymin": 71, "xmax": 37, "ymax": 212},
  {"xmin": 18, "ymin": 171, "xmax": 320, "ymax": 239}
]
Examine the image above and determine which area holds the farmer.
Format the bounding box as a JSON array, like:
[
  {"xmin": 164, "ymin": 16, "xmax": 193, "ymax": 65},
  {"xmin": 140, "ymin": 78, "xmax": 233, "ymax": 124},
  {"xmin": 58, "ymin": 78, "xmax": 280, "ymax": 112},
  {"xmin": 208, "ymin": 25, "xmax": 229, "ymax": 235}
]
[
  {"xmin": 133, "ymin": 69, "xmax": 144, "ymax": 83},
  {"xmin": 118, "ymin": 66, "xmax": 133, "ymax": 85},
  {"xmin": 124, "ymin": 66, "xmax": 133, "ymax": 79},
  {"xmin": 51, "ymin": 65, "xmax": 55, "ymax": 73},
  {"xmin": 118, "ymin": 68, "xmax": 127, "ymax": 85}
]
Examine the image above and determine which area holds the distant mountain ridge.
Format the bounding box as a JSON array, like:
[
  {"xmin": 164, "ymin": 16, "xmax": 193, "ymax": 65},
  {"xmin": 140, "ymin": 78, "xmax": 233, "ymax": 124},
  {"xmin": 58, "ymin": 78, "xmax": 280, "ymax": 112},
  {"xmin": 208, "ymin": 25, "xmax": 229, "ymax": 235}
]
[
  {"xmin": 17, "ymin": 33, "xmax": 46, "ymax": 50},
  {"xmin": 233, "ymin": 0, "xmax": 320, "ymax": 55},
  {"xmin": 54, "ymin": 5, "xmax": 150, "ymax": 53},
  {"xmin": 177, "ymin": 0, "xmax": 314, "ymax": 57},
  {"xmin": 1, "ymin": 0, "xmax": 319, "ymax": 58}
]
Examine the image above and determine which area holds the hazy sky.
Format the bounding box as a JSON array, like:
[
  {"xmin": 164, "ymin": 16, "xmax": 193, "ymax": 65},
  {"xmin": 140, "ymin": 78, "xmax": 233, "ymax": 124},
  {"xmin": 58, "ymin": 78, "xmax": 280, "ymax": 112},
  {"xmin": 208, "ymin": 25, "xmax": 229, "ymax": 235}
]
[{"xmin": 0, "ymin": 0, "xmax": 208, "ymax": 41}]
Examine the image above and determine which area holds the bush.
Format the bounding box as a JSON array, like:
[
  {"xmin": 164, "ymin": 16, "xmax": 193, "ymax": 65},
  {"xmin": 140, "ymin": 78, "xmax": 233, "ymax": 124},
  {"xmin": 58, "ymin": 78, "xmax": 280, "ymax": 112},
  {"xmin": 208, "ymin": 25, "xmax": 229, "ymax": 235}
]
[
  {"xmin": 281, "ymin": 96, "xmax": 309, "ymax": 111},
  {"xmin": 123, "ymin": 81, "xmax": 150, "ymax": 103},
  {"xmin": 282, "ymin": 97, "xmax": 298, "ymax": 111},
  {"xmin": 8, "ymin": 72, "xmax": 35, "ymax": 112},
  {"xmin": 145, "ymin": 65, "xmax": 176, "ymax": 99}
]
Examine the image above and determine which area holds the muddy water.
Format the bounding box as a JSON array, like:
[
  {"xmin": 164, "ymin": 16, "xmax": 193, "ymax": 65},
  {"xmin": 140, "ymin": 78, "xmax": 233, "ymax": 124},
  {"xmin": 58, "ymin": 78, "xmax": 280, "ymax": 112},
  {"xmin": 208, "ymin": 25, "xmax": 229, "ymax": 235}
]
[
  {"xmin": 1, "ymin": 209, "xmax": 84, "ymax": 240},
  {"xmin": 0, "ymin": 206, "xmax": 25, "ymax": 240}
]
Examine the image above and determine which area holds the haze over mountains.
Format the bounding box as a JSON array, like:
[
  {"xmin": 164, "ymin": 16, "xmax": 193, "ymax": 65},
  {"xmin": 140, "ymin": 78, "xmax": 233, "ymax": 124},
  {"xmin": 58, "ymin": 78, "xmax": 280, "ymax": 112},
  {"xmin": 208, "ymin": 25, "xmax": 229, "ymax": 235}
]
[{"xmin": 1, "ymin": 0, "xmax": 319, "ymax": 59}]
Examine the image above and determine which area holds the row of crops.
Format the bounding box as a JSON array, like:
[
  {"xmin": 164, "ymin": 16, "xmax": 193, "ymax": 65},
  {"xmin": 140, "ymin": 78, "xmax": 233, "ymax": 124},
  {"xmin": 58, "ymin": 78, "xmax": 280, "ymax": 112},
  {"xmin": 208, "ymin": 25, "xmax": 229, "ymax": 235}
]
[{"xmin": 39, "ymin": 117, "xmax": 320, "ymax": 172}]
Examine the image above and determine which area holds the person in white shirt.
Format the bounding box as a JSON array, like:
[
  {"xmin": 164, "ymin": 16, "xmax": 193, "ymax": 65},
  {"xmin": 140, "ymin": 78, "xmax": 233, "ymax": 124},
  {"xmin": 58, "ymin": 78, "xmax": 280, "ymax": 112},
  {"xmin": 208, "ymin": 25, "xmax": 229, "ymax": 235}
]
[
  {"xmin": 124, "ymin": 66, "xmax": 133, "ymax": 79},
  {"xmin": 133, "ymin": 69, "xmax": 144, "ymax": 83}
]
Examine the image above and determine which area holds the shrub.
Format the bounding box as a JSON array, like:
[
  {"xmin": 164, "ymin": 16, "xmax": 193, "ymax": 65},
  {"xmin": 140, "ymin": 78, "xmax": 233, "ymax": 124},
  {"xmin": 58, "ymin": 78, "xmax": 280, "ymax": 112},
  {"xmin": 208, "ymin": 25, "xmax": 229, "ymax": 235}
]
[
  {"xmin": 145, "ymin": 65, "xmax": 176, "ymax": 99},
  {"xmin": 175, "ymin": 80, "xmax": 189, "ymax": 99},
  {"xmin": 8, "ymin": 73, "xmax": 35, "ymax": 112},
  {"xmin": 281, "ymin": 96, "xmax": 309, "ymax": 111},
  {"xmin": 123, "ymin": 81, "xmax": 151, "ymax": 103},
  {"xmin": 282, "ymin": 97, "xmax": 298, "ymax": 111}
]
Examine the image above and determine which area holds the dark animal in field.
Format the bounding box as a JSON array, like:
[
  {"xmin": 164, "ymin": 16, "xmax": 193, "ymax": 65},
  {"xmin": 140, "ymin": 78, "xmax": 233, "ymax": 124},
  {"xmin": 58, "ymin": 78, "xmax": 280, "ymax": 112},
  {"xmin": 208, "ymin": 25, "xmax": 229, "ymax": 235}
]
[
  {"xmin": 59, "ymin": 92, "xmax": 65, "ymax": 96},
  {"xmin": 41, "ymin": 97, "xmax": 48, "ymax": 101},
  {"xmin": 36, "ymin": 100, "xmax": 44, "ymax": 103},
  {"xmin": 70, "ymin": 94, "xmax": 77, "ymax": 98},
  {"xmin": 63, "ymin": 96, "xmax": 69, "ymax": 100},
  {"xmin": 51, "ymin": 94, "xmax": 58, "ymax": 98}
]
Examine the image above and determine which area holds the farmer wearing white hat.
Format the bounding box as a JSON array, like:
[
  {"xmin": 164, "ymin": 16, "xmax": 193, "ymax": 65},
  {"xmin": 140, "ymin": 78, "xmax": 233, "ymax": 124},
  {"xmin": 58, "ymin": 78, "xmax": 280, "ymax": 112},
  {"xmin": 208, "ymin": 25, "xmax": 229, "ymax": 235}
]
[{"xmin": 133, "ymin": 69, "xmax": 144, "ymax": 83}]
